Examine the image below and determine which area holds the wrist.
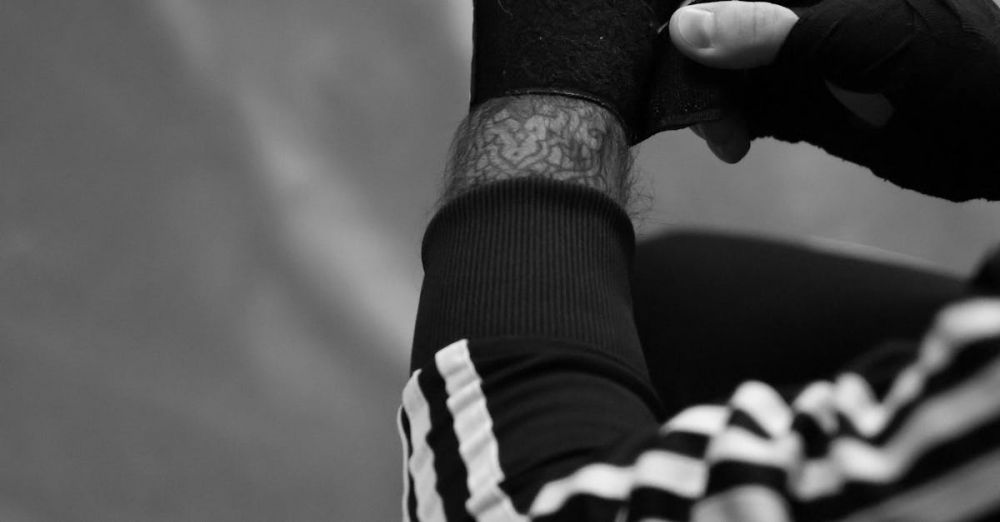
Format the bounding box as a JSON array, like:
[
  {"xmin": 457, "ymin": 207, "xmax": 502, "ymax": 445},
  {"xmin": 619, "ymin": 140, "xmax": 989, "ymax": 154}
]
[{"xmin": 444, "ymin": 95, "xmax": 634, "ymax": 208}]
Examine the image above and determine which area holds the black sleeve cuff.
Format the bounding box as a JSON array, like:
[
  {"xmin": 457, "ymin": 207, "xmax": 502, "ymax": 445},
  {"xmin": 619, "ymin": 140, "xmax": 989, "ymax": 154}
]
[{"xmin": 411, "ymin": 178, "xmax": 646, "ymax": 377}]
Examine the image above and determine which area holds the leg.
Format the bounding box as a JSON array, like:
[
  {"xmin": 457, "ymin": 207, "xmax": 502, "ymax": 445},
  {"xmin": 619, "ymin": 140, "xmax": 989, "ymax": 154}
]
[{"xmin": 632, "ymin": 230, "xmax": 965, "ymax": 416}]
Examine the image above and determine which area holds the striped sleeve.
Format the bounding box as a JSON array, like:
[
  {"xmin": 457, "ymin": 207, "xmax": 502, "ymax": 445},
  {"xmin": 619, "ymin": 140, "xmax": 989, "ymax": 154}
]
[
  {"xmin": 403, "ymin": 179, "xmax": 665, "ymax": 521},
  {"xmin": 401, "ymin": 298, "xmax": 1000, "ymax": 521}
]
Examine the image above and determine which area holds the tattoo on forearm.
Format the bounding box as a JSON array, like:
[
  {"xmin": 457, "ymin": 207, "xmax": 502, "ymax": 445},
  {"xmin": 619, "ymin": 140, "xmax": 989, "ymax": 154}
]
[{"xmin": 443, "ymin": 96, "xmax": 633, "ymax": 206}]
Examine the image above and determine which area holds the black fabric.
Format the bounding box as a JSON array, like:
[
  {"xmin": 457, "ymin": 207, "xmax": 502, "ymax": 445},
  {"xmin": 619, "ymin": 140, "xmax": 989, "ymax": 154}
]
[
  {"xmin": 411, "ymin": 178, "xmax": 648, "ymax": 378},
  {"xmin": 625, "ymin": 487, "xmax": 695, "ymax": 522},
  {"xmin": 643, "ymin": 27, "xmax": 731, "ymax": 133},
  {"xmin": 705, "ymin": 461, "xmax": 788, "ymax": 496},
  {"xmin": 643, "ymin": 0, "xmax": 736, "ymax": 134},
  {"xmin": 470, "ymin": 0, "xmax": 660, "ymax": 142},
  {"xmin": 747, "ymin": 0, "xmax": 1000, "ymax": 201},
  {"xmin": 632, "ymin": 231, "xmax": 966, "ymax": 415}
]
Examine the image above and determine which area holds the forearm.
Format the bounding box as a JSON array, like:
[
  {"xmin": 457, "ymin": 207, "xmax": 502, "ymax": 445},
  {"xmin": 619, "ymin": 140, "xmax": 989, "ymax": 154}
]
[
  {"xmin": 442, "ymin": 95, "xmax": 634, "ymax": 208},
  {"xmin": 411, "ymin": 95, "xmax": 648, "ymax": 375}
]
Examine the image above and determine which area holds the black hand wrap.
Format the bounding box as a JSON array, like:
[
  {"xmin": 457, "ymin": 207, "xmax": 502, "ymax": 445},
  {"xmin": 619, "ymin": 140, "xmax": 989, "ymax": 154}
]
[
  {"xmin": 470, "ymin": 0, "xmax": 736, "ymax": 143},
  {"xmin": 471, "ymin": 0, "xmax": 661, "ymax": 143},
  {"xmin": 644, "ymin": 0, "xmax": 734, "ymax": 133},
  {"xmin": 746, "ymin": 0, "xmax": 1000, "ymax": 201}
]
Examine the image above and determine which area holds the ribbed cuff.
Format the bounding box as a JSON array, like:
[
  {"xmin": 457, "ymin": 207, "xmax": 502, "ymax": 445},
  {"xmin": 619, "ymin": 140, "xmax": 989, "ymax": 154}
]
[{"xmin": 411, "ymin": 179, "xmax": 645, "ymax": 376}]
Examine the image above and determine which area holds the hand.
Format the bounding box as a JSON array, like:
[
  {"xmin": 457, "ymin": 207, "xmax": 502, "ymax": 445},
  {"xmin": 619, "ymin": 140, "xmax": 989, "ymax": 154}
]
[
  {"xmin": 664, "ymin": 0, "xmax": 1000, "ymax": 200},
  {"xmin": 668, "ymin": 0, "xmax": 892, "ymax": 163}
]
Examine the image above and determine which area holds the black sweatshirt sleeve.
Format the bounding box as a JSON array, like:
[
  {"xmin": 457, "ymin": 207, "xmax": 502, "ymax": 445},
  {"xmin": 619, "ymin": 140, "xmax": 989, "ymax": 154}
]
[{"xmin": 411, "ymin": 178, "xmax": 650, "ymax": 379}]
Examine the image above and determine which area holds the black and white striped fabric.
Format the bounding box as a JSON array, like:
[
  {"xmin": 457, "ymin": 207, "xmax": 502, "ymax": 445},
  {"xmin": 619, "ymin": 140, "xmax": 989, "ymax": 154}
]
[{"xmin": 400, "ymin": 298, "xmax": 1000, "ymax": 521}]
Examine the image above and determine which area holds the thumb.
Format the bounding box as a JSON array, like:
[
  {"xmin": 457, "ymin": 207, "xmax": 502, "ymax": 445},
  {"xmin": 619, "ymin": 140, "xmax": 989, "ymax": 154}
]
[{"xmin": 669, "ymin": 1, "xmax": 799, "ymax": 69}]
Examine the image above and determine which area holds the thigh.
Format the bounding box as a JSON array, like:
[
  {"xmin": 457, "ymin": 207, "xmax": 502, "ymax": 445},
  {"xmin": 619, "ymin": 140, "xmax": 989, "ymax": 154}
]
[{"xmin": 632, "ymin": 230, "xmax": 965, "ymax": 416}]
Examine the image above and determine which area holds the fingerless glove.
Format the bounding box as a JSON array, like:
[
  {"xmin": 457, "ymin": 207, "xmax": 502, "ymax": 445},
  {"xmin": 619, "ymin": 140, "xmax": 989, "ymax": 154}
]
[{"xmin": 747, "ymin": 0, "xmax": 1000, "ymax": 200}]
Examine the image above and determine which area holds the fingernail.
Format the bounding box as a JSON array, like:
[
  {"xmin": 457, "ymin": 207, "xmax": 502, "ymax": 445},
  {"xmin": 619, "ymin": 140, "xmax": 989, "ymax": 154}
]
[{"xmin": 675, "ymin": 8, "xmax": 714, "ymax": 50}]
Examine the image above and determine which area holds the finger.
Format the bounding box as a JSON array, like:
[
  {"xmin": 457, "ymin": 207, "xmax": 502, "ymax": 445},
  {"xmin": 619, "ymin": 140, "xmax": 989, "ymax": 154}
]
[
  {"xmin": 700, "ymin": 114, "xmax": 750, "ymax": 163},
  {"xmin": 669, "ymin": 1, "xmax": 799, "ymax": 69}
]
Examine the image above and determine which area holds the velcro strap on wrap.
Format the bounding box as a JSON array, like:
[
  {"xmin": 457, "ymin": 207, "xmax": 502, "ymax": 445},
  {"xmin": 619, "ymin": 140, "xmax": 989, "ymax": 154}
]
[
  {"xmin": 471, "ymin": 0, "xmax": 660, "ymax": 143},
  {"xmin": 643, "ymin": 0, "xmax": 735, "ymax": 135}
]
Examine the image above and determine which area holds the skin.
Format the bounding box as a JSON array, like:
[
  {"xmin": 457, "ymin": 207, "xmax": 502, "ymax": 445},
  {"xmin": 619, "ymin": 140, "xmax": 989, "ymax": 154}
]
[{"xmin": 444, "ymin": 95, "xmax": 632, "ymax": 207}]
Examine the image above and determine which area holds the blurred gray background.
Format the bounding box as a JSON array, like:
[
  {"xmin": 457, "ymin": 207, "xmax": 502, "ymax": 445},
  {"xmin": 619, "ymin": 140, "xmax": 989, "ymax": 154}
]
[{"xmin": 1, "ymin": 1, "xmax": 997, "ymax": 520}]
